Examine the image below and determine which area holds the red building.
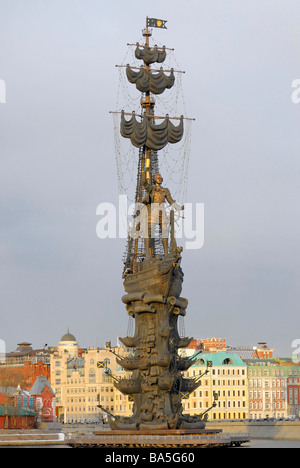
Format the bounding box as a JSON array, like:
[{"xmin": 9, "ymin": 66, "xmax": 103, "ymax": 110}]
[
  {"xmin": 187, "ymin": 338, "xmax": 227, "ymax": 352},
  {"xmin": 14, "ymin": 376, "xmax": 56, "ymax": 423},
  {"xmin": 254, "ymin": 342, "xmax": 274, "ymax": 359},
  {"xmin": 287, "ymin": 377, "xmax": 300, "ymax": 418},
  {"xmin": 0, "ymin": 342, "xmax": 52, "ymax": 392},
  {"xmin": 199, "ymin": 338, "xmax": 227, "ymax": 353},
  {"xmin": 0, "ymin": 406, "xmax": 36, "ymax": 429},
  {"xmin": 29, "ymin": 376, "xmax": 56, "ymax": 422},
  {"xmin": 0, "ymin": 393, "xmax": 10, "ymax": 405},
  {"xmin": 0, "ymin": 385, "xmax": 36, "ymax": 429}
]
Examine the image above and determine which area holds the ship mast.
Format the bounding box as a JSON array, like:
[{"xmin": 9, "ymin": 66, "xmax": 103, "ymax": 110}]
[
  {"xmin": 120, "ymin": 17, "xmax": 186, "ymax": 271},
  {"xmin": 142, "ymin": 18, "xmax": 154, "ymax": 184},
  {"xmin": 132, "ymin": 19, "xmax": 155, "ymax": 265}
]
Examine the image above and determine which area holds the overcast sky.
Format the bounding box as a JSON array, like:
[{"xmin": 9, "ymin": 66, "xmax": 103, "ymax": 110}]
[{"xmin": 0, "ymin": 0, "xmax": 299, "ymax": 356}]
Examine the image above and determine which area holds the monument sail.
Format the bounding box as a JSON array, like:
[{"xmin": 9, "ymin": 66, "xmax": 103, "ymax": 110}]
[
  {"xmin": 120, "ymin": 111, "xmax": 184, "ymax": 150},
  {"xmin": 107, "ymin": 18, "xmax": 215, "ymax": 431}
]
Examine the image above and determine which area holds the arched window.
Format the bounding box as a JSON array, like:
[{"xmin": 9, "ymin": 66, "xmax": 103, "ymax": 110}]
[
  {"xmin": 196, "ymin": 359, "xmax": 205, "ymax": 365},
  {"xmin": 89, "ymin": 368, "xmax": 96, "ymax": 383},
  {"xmin": 222, "ymin": 358, "xmax": 234, "ymax": 365},
  {"xmin": 103, "ymin": 368, "xmax": 112, "ymax": 383}
]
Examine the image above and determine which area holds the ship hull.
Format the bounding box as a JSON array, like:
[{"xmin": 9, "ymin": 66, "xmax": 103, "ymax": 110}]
[
  {"xmin": 124, "ymin": 255, "xmax": 183, "ymax": 298},
  {"xmin": 110, "ymin": 254, "xmax": 206, "ymax": 431}
]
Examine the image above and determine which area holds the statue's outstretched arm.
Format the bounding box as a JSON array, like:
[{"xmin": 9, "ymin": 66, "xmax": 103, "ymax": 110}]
[{"xmin": 165, "ymin": 188, "xmax": 184, "ymax": 211}]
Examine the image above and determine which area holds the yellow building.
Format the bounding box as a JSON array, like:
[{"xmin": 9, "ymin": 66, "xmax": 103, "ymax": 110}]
[
  {"xmin": 50, "ymin": 332, "xmax": 132, "ymax": 423},
  {"xmin": 50, "ymin": 334, "xmax": 249, "ymax": 424},
  {"xmin": 182, "ymin": 352, "xmax": 249, "ymax": 421}
]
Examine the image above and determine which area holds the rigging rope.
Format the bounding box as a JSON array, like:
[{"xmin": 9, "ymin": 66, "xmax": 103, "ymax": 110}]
[{"xmin": 113, "ymin": 38, "xmax": 194, "ymax": 267}]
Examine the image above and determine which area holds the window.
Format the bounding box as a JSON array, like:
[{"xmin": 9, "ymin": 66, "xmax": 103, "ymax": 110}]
[
  {"xmin": 223, "ymin": 358, "xmax": 234, "ymax": 365},
  {"xmin": 89, "ymin": 368, "xmax": 96, "ymax": 384},
  {"xmin": 196, "ymin": 359, "xmax": 205, "ymax": 365}
]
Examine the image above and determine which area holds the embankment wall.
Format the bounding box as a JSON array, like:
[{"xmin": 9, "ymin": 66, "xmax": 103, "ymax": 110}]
[{"xmin": 207, "ymin": 421, "xmax": 300, "ymax": 440}]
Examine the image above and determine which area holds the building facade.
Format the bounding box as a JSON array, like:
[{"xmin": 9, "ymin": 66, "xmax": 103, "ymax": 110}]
[
  {"xmin": 29, "ymin": 376, "xmax": 56, "ymax": 422},
  {"xmin": 246, "ymin": 358, "xmax": 300, "ymax": 419},
  {"xmin": 228, "ymin": 342, "xmax": 274, "ymax": 360},
  {"xmin": 182, "ymin": 352, "xmax": 249, "ymax": 421},
  {"xmin": 0, "ymin": 342, "xmax": 52, "ymax": 391},
  {"xmin": 0, "ymin": 406, "xmax": 36, "ymax": 429},
  {"xmin": 287, "ymin": 377, "xmax": 300, "ymax": 418},
  {"xmin": 199, "ymin": 338, "xmax": 227, "ymax": 353},
  {"xmin": 49, "ymin": 332, "xmax": 132, "ymax": 423},
  {"xmin": 48, "ymin": 333, "xmax": 300, "ymax": 424}
]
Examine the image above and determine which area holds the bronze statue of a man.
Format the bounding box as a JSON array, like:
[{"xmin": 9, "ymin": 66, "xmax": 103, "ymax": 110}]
[{"xmin": 142, "ymin": 173, "xmax": 184, "ymax": 257}]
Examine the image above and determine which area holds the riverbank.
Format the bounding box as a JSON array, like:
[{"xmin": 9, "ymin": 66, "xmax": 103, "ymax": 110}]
[
  {"xmin": 248, "ymin": 439, "xmax": 300, "ymax": 448},
  {"xmin": 206, "ymin": 420, "xmax": 300, "ymax": 441},
  {"xmin": 0, "ymin": 429, "xmax": 65, "ymax": 446},
  {"xmin": 63, "ymin": 421, "xmax": 300, "ymax": 441},
  {"xmin": 0, "ymin": 421, "xmax": 299, "ymax": 447}
]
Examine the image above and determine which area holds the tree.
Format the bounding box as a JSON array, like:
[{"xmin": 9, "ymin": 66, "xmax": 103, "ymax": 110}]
[{"xmin": 0, "ymin": 367, "xmax": 28, "ymax": 428}]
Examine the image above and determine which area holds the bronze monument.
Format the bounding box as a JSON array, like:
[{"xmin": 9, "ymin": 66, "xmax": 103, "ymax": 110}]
[{"xmin": 105, "ymin": 18, "xmax": 216, "ymax": 431}]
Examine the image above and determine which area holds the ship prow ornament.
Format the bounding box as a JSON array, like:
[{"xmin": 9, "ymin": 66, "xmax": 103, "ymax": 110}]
[{"xmin": 108, "ymin": 18, "xmax": 210, "ymax": 431}]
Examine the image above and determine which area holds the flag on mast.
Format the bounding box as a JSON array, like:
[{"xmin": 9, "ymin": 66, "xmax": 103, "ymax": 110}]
[{"xmin": 147, "ymin": 17, "xmax": 167, "ymax": 29}]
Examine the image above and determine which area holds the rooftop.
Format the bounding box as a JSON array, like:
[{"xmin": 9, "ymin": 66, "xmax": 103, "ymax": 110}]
[
  {"xmin": 30, "ymin": 376, "xmax": 55, "ymax": 396},
  {"xmin": 60, "ymin": 331, "xmax": 77, "ymax": 343},
  {"xmin": 191, "ymin": 351, "xmax": 246, "ymax": 367}
]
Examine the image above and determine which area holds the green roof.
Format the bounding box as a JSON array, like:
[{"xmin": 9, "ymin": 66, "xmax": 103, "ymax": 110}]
[
  {"xmin": 191, "ymin": 352, "xmax": 247, "ymax": 367},
  {"xmin": 0, "ymin": 405, "xmax": 36, "ymax": 417}
]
